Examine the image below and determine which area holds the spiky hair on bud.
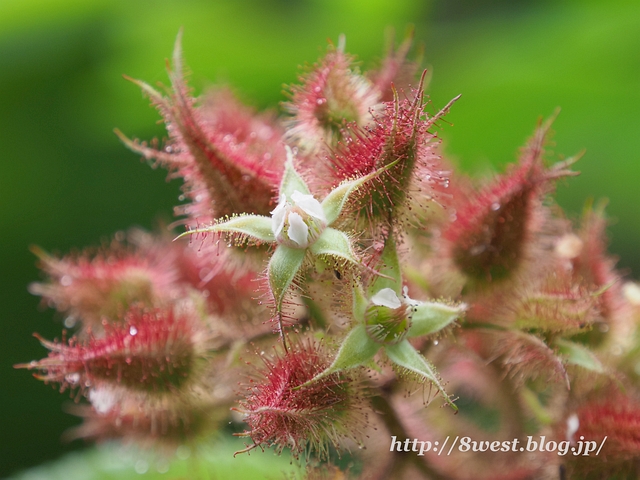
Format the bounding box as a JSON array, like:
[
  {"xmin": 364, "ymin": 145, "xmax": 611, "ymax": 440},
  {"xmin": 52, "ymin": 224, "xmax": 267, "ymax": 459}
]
[
  {"xmin": 176, "ymin": 241, "xmax": 268, "ymax": 325},
  {"xmin": 561, "ymin": 395, "xmax": 640, "ymax": 478},
  {"xmin": 325, "ymin": 74, "xmax": 456, "ymax": 233},
  {"xmin": 284, "ymin": 38, "xmax": 380, "ymax": 158},
  {"xmin": 570, "ymin": 203, "xmax": 632, "ymax": 344},
  {"xmin": 117, "ymin": 34, "xmax": 286, "ymax": 225},
  {"xmin": 468, "ymin": 269, "xmax": 601, "ymax": 334},
  {"xmin": 366, "ymin": 27, "xmax": 422, "ymax": 103},
  {"xmin": 28, "ymin": 235, "xmax": 178, "ymax": 333},
  {"xmin": 66, "ymin": 390, "xmax": 223, "ymax": 450},
  {"xmin": 234, "ymin": 339, "xmax": 368, "ymax": 460},
  {"xmin": 490, "ymin": 329, "xmax": 570, "ymax": 388},
  {"xmin": 17, "ymin": 305, "xmax": 207, "ymax": 396},
  {"xmin": 439, "ymin": 116, "xmax": 578, "ymax": 287}
]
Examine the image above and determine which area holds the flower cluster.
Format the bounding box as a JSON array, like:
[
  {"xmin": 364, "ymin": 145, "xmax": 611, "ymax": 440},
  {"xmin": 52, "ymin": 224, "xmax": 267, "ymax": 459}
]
[{"xmin": 18, "ymin": 32, "xmax": 640, "ymax": 479}]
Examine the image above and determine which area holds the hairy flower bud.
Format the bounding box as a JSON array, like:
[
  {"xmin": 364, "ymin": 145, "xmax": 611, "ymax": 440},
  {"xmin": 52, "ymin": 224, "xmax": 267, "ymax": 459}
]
[
  {"xmin": 365, "ymin": 288, "xmax": 411, "ymax": 344},
  {"xmin": 67, "ymin": 390, "xmax": 222, "ymax": 450},
  {"xmin": 562, "ymin": 396, "xmax": 640, "ymax": 478},
  {"xmin": 328, "ymin": 74, "xmax": 455, "ymax": 231},
  {"xmin": 441, "ymin": 117, "xmax": 577, "ymax": 285},
  {"xmin": 18, "ymin": 306, "xmax": 205, "ymax": 395},
  {"xmin": 285, "ymin": 41, "xmax": 379, "ymax": 155},
  {"xmin": 29, "ymin": 240, "xmax": 177, "ymax": 332},
  {"xmin": 119, "ymin": 37, "xmax": 285, "ymax": 223},
  {"xmin": 235, "ymin": 341, "xmax": 366, "ymax": 459}
]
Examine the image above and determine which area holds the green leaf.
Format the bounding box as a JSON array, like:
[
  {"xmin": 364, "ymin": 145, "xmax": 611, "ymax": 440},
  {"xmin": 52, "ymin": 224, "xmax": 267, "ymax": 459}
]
[
  {"xmin": 175, "ymin": 214, "xmax": 275, "ymax": 244},
  {"xmin": 280, "ymin": 151, "xmax": 310, "ymax": 198},
  {"xmin": 321, "ymin": 158, "xmax": 400, "ymax": 225},
  {"xmin": 368, "ymin": 235, "xmax": 402, "ymax": 296},
  {"xmin": 384, "ymin": 341, "xmax": 457, "ymax": 411},
  {"xmin": 268, "ymin": 245, "xmax": 306, "ymax": 311},
  {"xmin": 7, "ymin": 440, "xmax": 300, "ymax": 480},
  {"xmin": 408, "ymin": 301, "xmax": 465, "ymax": 338},
  {"xmin": 554, "ymin": 338, "xmax": 605, "ymax": 374},
  {"xmin": 309, "ymin": 227, "xmax": 359, "ymax": 265}
]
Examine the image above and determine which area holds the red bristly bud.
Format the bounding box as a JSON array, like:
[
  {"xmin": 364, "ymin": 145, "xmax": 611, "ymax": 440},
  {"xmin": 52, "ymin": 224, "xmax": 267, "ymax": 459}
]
[
  {"xmin": 118, "ymin": 36, "xmax": 286, "ymax": 223},
  {"xmin": 66, "ymin": 392, "xmax": 222, "ymax": 450},
  {"xmin": 441, "ymin": 116, "xmax": 578, "ymax": 285},
  {"xmin": 235, "ymin": 340, "xmax": 367, "ymax": 459},
  {"xmin": 284, "ymin": 40, "xmax": 380, "ymax": 156},
  {"xmin": 571, "ymin": 204, "xmax": 628, "ymax": 326},
  {"xmin": 366, "ymin": 28, "xmax": 422, "ymax": 103},
  {"xmin": 328, "ymin": 72, "xmax": 455, "ymax": 230},
  {"xmin": 562, "ymin": 396, "xmax": 640, "ymax": 477},
  {"xmin": 29, "ymin": 240, "xmax": 178, "ymax": 332},
  {"xmin": 17, "ymin": 306, "xmax": 204, "ymax": 395}
]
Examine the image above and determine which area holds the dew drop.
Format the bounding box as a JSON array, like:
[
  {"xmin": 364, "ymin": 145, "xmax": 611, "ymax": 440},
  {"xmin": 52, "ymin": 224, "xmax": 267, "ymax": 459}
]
[
  {"xmin": 433, "ymin": 340, "xmax": 439, "ymax": 346},
  {"xmin": 129, "ymin": 326, "xmax": 138, "ymax": 336},
  {"xmin": 176, "ymin": 445, "xmax": 191, "ymax": 460},
  {"xmin": 491, "ymin": 202, "xmax": 500, "ymax": 211},
  {"xmin": 156, "ymin": 459, "xmax": 170, "ymax": 474},
  {"xmin": 178, "ymin": 194, "xmax": 186, "ymax": 201},
  {"xmin": 134, "ymin": 459, "xmax": 149, "ymax": 474},
  {"xmin": 60, "ymin": 275, "xmax": 73, "ymax": 287},
  {"xmin": 64, "ymin": 317, "xmax": 77, "ymax": 328}
]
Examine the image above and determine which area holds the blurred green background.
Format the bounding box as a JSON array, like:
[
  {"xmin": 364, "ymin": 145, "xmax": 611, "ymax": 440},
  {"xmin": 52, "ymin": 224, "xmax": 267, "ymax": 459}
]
[{"xmin": 2, "ymin": 0, "xmax": 639, "ymax": 476}]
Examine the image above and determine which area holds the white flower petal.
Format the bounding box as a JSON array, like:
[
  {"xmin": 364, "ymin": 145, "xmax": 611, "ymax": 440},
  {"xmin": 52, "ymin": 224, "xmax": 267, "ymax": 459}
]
[
  {"xmin": 287, "ymin": 212, "xmax": 309, "ymax": 247},
  {"xmin": 291, "ymin": 190, "xmax": 326, "ymax": 222},
  {"xmin": 402, "ymin": 285, "xmax": 420, "ymax": 306},
  {"xmin": 271, "ymin": 194, "xmax": 287, "ymax": 237},
  {"xmin": 371, "ymin": 288, "xmax": 402, "ymax": 309}
]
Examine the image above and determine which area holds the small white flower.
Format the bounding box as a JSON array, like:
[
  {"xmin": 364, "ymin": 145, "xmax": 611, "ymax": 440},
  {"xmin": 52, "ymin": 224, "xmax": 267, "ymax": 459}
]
[
  {"xmin": 371, "ymin": 288, "xmax": 402, "ymax": 309},
  {"xmin": 271, "ymin": 190, "xmax": 327, "ymax": 248}
]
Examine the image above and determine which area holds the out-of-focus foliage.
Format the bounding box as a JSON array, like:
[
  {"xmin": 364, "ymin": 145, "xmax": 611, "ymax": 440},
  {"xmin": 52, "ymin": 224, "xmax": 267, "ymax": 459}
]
[{"xmin": 1, "ymin": 0, "xmax": 638, "ymax": 477}]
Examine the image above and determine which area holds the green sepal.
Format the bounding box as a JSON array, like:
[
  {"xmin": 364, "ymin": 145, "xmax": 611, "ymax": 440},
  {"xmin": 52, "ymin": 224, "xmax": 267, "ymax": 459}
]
[
  {"xmin": 309, "ymin": 227, "xmax": 359, "ymax": 265},
  {"xmin": 326, "ymin": 324, "xmax": 380, "ymax": 373},
  {"xmin": 368, "ymin": 235, "xmax": 402, "ymax": 297},
  {"xmin": 384, "ymin": 341, "xmax": 457, "ymax": 411},
  {"xmin": 321, "ymin": 159, "xmax": 400, "ymax": 225},
  {"xmin": 268, "ymin": 245, "xmax": 306, "ymax": 312},
  {"xmin": 352, "ymin": 285, "xmax": 369, "ymax": 322},
  {"xmin": 280, "ymin": 154, "xmax": 310, "ymax": 198},
  {"xmin": 175, "ymin": 214, "xmax": 275, "ymax": 244},
  {"xmin": 408, "ymin": 301, "xmax": 465, "ymax": 338},
  {"xmin": 554, "ymin": 338, "xmax": 605, "ymax": 374},
  {"xmin": 297, "ymin": 324, "xmax": 379, "ymax": 388}
]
